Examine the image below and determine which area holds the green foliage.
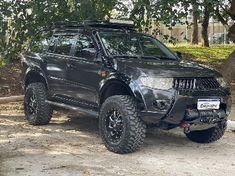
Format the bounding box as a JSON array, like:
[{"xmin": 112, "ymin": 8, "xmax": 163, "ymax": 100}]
[
  {"xmin": 170, "ymin": 44, "xmax": 235, "ymax": 65},
  {"xmin": 0, "ymin": 0, "xmax": 118, "ymax": 62},
  {"xmin": 118, "ymin": 0, "xmax": 232, "ymax": 44},
  {"xmin": 0, "ymin": 0, "xmax": 233, "ymax": 63},
  {"xmin": 0, "ymin": 58, "xmax": 6, "ymax": 68}
]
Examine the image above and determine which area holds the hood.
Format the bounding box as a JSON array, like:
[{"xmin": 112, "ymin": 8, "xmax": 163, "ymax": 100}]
[{"xmin": 115, "ymin": 58, "xmax": 221, "ymax": 79}]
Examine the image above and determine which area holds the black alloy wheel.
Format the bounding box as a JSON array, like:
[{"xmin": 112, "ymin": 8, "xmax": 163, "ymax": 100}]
[
  {"xmin": 105, "ymin": 109, "xmax": 124, "ymax": 144},
  {"xmin": 99, "ymin": 95, "xmax": 146, "ymax": 154}
]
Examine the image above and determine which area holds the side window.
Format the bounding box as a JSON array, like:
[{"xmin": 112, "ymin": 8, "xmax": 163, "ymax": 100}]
[
  {"xmin": 54, "ymin": 35, "xmax": 74, "ymax": 55},
  {"xmin": 74, "ymin": 35, "xmax": 96, "ymax": 59}
]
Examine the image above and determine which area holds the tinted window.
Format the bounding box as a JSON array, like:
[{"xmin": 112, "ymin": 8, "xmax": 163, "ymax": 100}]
[
  {"xmin": 54, "ymin": 36, "xmax": 74, "ymax": 55},
  {"xmin": 99, "ymin": 32, "xmax": 177, "ymax": 60},
  {"xmin": 100, "ymin": 33, "xmax": 141, "ymax": 56},
  {"xmin": 74, "ymin": 35, "xmax": 96, "ymax": 59},
  {"xmin": 141, "ymin": 37, "xmax": 166, "ymax": 56}
]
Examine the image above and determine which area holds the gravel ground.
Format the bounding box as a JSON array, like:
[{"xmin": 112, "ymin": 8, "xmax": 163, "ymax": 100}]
[{"xmin": 0, "ymin": 103, "xmax": 235, "ymax": 176}]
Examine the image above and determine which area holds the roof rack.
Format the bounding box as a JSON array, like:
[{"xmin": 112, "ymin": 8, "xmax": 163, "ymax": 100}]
[
  {"xmin": 52, "ymin": 20, "xmax": 136, "ymax": 30},
  {"xmin": 52, "ymin": 21, "xmax": 83, "ymax": 29}
]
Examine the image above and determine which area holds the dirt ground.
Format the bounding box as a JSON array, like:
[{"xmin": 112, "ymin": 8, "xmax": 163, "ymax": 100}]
[
  {"xmin": 0, "ymin": 103, "xmax": 235, "ymax": 176},
  {"xmin": 0, "ymin": 63, "xmax": 235, "ymax": 176},
  {"xmin": 0, "ymin": 61, "xmax": 22, "ymax": 97}
]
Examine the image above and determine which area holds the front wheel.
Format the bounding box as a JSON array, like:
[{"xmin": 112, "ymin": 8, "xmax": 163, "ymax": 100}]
[
  {"xmin": 185, "ymin": 122, "xmax": 227, "ymax": 143},
  {"xmin": 99, "ymin": 95, "xmax": 146, "ymax": 154}
]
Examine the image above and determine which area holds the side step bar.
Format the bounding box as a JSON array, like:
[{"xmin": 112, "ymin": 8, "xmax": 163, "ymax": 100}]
[{"xmin": 46, "ymin": 100, "xmax": 98, "ymax": 117}]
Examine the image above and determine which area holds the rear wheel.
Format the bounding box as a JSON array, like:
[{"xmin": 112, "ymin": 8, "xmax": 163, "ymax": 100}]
[
  {"xmin": 24, "ymin": 83, "xmax": 53, "ymax": 125},
  {"xmin": 99, "ymin": 95, "xmax": 146, "ymax": 154},
  {"xmin": 185, "ymin": 122, "xmax": 227, "ymax": 143}
]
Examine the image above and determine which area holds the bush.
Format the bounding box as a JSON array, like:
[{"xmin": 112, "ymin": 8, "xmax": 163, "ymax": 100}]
[{"xmin": 0, "ymin": 58, "xmax": 6, "ymax": 68}]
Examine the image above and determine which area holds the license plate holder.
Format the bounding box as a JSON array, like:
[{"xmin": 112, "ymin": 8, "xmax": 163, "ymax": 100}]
[{"xmin": 197, "ymin": 99, "xmax": 220, "ymax": 110}]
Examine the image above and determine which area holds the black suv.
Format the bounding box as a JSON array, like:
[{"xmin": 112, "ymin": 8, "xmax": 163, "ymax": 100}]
[{"xmin": 22, "ymin": 20, "xmax": 231, "ymax": 154}]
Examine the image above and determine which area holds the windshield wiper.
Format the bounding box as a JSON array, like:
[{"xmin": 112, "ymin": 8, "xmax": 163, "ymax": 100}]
[
  {"xmin": 114, "ymin": 55, "xmax": 160, "ymax": 60},
  {"xmin": 140, "ymin": 56, "xmax": 161, "ymax": 60},
  {"xmin": 113, "ymin": 55, "xmax": 140, "ymax": 59},
  {"xmin": 113, "ymin": 55, "xmax": 176, "ymax": 61}
]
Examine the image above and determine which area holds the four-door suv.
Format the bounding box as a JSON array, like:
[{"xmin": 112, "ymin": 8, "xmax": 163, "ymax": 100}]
[{"xmin": 22, "ymin": 20, "xmax": 231, "ymax": 154}]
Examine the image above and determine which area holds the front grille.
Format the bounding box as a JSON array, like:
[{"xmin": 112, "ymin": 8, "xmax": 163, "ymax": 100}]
[{"xmin": 173, "ymin": 77, "xmax": 220, "ymax": 90}]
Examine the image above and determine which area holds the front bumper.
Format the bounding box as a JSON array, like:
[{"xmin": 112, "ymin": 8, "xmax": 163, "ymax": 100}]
[{"xmin": 139, "ymin": 87, "xmax": 231, "ymax": 125}]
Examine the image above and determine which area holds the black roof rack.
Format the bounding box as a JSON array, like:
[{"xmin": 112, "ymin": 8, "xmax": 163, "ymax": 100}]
[
  {"xmin": 52, "ymin": 20, "xmax": 136, "ymax": 31},
  {"xmin": 84, "ymin": 20, "xmax": 135, "ymax": 29}
]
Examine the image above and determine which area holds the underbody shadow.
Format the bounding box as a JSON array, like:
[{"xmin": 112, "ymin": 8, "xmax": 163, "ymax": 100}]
[
  {"xmin": 0, "ymin": 112, "xmax": 188, "ymax": 147},
  {"xmin": 52, "ymin": 112, "xmax": 188, "ymax": 146}
]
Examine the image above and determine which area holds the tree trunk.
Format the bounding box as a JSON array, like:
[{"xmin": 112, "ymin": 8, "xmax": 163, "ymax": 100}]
[
  {"xmin": 228, "ymin": 24, "xmax": 235, "ymax": 42},
  {"xmin": 231, "ymin": 0, "xmax": 235, "ymax": 16},
  {"xmin": 191, "ymin": 7, "xmax": 199, "ymax": 45},
  {"xmin": 201, "ymin": 6, "xmax": 210, "ymax": 47},
  {"xmin": 215, "ymin": 7, "xmax": 229, "ymax": 30},
  {"xmin": 220, "ymin": 51, "xmax": 235, "ymax": 83},
  {"xmin": 220, "ymin": 0, "xmax": 235, "ymax": 84},
  {"xmin": 228, "ymin": 0, "xmax": 235, "ymax": 42}
]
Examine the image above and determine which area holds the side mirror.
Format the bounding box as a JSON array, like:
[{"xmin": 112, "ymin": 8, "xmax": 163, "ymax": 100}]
[{"xmin": 175, "ymin": 51, "xmax": 182, "ymax": 60}]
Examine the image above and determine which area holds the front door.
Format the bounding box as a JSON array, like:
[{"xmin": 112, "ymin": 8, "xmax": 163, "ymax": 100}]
[{"xmin": 66, "ymin": 34, "xmax": 103, "ymax": 105}]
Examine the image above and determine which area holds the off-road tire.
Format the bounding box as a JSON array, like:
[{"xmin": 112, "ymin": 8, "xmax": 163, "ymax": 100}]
[
  {"xmin": 24, "ymin": 82, "xmax": 53, "ymax": 125},
  {"xmin": 99, "ymin": 95, "xmax": 146, "ymax": 154},
  {"xmin": 185, "ymin": 122, "xmax": 227, "ymax": 143}
]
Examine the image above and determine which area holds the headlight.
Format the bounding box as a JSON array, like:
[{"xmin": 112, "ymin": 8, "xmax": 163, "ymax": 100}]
[
  {"xmin": 140, "ymin": 77, "xmax": 173, "ymax": 90},
  {"xmin": 216, "ymin": 77, "xmax": 228, "ymax": 87}
]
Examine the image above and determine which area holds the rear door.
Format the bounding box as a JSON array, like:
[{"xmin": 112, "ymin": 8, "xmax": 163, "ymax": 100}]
[{"xmin": 66, "ymin": 33, "xmax": 103, "ymax": 105}]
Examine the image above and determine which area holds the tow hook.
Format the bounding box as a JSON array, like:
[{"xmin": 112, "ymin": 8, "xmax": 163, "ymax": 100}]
[{"xmin": 180, "ymin": 123, "xmax": 191, "ymax": 134}]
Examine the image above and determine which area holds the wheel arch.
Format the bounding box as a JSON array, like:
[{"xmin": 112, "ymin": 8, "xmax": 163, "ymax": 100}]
[
  {"xmin": 24, "ymin": 68, "xmax": 49, "ymax": 91},
  {"xmin": 99, "ymin": 79, "xmax": 145, "ymax": 109}
]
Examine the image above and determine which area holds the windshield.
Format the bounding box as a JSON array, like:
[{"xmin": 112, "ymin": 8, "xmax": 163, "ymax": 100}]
[{"xmin": 99, "ymin": 31, "xmax": 177, "ymax": 60}]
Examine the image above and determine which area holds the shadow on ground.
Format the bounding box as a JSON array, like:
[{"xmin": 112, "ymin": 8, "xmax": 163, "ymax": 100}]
[
  {"xmin": 0, "ymin": 112, "xmax": 197, "ymax": 147},
  {"xmin": 1, "ymin": 111, "xmax": 235, "ymax": 176}
]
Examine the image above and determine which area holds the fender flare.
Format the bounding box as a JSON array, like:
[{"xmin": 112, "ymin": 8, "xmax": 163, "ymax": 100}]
[
  {"xmin": 99, "ymin": 76, "xmax": 146, "ymax": 108},
  {"xmin": 24, "ymin": 67, "xmax": 49, "ymax": 90}
]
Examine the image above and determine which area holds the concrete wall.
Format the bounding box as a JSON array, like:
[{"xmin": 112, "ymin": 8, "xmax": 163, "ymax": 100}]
[{"xmin": 153, "ymin": 22, "xmax": 228, "ymax": 43}]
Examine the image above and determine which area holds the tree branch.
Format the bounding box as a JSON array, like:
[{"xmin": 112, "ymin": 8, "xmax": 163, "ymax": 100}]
[{"xmin": 215, "ymin": 7, "xmax": 229, "ymax": 30}]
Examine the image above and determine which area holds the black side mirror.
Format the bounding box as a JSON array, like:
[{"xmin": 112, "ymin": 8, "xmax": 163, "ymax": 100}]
[{"xmin": 175, "ymin": 51, "xmax": 182, "ymax": 60}]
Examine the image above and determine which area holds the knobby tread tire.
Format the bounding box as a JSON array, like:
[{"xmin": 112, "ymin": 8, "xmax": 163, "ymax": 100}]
[
  {"xmin": 99, "ymin": 95, "xmax": 146, "ymax": 154},
  {"xmin": 185, "ymin": 122, "xmax": 227, "ymax": 143},
  {"xmin": 24, "ymin": 83, "xmax": 53, "ymax": 125}
]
